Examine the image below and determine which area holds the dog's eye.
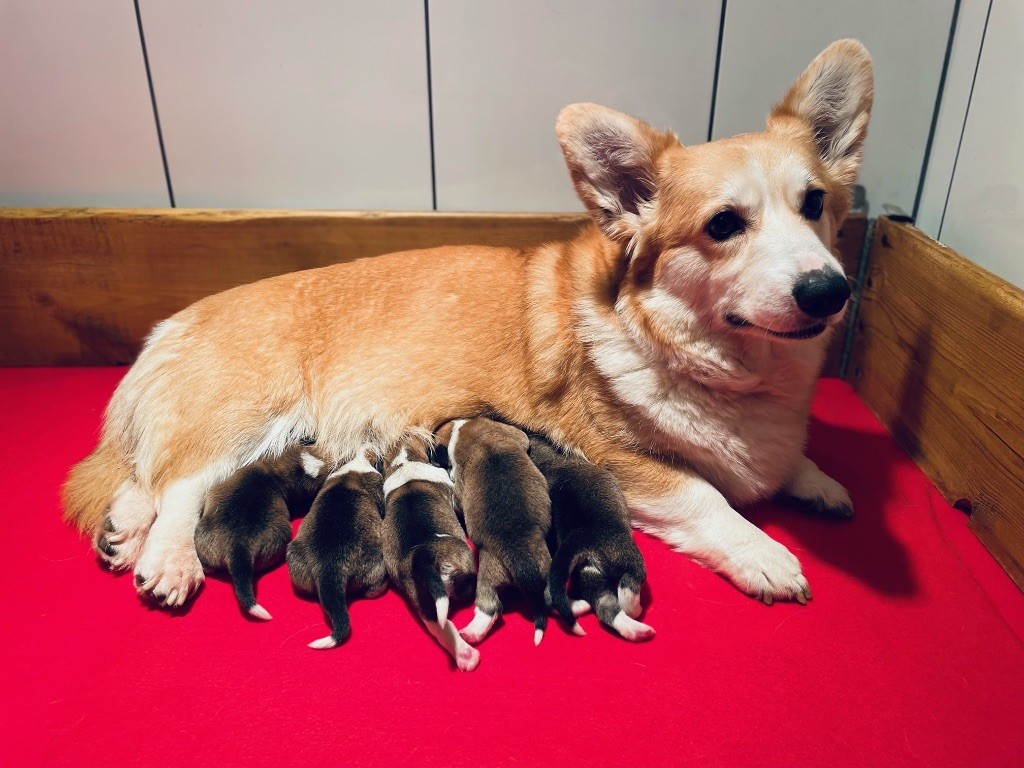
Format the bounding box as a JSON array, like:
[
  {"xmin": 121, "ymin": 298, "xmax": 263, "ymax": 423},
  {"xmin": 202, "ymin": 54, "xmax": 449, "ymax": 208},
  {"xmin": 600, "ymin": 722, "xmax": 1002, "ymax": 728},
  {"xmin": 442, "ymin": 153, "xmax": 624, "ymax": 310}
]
[
  {"xmin": 802, "ymin": 189, "xmax": 826, "ymax": 220},
  {"xmin": 706, "ymin": 210, "xmax": 745, "ymax": 241}
]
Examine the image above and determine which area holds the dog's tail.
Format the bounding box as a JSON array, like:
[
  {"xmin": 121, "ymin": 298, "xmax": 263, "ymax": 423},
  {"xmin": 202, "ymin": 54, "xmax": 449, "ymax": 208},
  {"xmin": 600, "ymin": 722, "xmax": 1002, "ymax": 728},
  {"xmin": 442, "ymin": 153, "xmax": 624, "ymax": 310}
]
[
  {"xmin": 62, "ymin": 439, "xmax": 133, "ymax": 534},
  {"xmin": 548, "ymin": 547, "xmax": 586, "ymax": 636},
  {"xmin": 411, "ymin": 545, "xmax": 453, "ymax": 628},
  {"xmin": 227, "ymin": 547, "xmax": 271, "ymax": 621},
  {"xmin": 308, "ymin": 571, "xmax": 352, "ymax": 649}
]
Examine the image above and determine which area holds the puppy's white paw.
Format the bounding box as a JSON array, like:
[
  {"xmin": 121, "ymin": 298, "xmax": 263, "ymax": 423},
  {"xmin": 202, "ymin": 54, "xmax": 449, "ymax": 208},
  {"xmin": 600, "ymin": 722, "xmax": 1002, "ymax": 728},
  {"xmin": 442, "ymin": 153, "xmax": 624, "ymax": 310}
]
[
  {"xmin": 724, "ymin": 535, "xmax": 812, "ymax": 605},
  {"xmin": 134, "ymin": 543, "xmax": 205, "ymax": 608},
  {"xmin": 611, "ymin": 611, "xmax": 656, "ymax": 642},
  {"xmin": 455, "ymin": 643, "xmax": 481, "ymax": 672},
  {"xmin": 94, "ymin": 482, "xmax": 155, "ymax": 571},
  {"xmin": 784, "ymin": 459, "xmax": 854, "ymax": 518}
]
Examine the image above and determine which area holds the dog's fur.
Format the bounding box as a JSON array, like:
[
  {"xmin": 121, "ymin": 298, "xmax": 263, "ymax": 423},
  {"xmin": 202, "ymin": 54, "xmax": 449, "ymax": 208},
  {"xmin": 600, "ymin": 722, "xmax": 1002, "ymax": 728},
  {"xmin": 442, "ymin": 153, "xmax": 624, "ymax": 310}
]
[
  {"xmin": 287, "ymin": 445, "xmax": 388, "ymax": 649},
  {"xmin": 437, "ymin": 418, "xmax": 552, "ymax": 646},
  {"xmin": 192, "ymin": 445, "xmax": 326, "ymax": 616},
  {"xmin": 380, "ymin": 437, "xmax": 479, "ymax": 671},
  {"xmin": 528, "ymin": 436, "xmax": 653, "ymax": 641},
  {"xmin": 63, "ymin": 41, "xmax": 872, "ymax": 611}
]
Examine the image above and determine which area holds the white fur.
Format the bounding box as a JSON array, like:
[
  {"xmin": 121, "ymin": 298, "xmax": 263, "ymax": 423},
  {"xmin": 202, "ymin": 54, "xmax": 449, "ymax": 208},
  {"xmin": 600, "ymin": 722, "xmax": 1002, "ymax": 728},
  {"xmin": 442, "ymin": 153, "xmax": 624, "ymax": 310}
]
[
  {"xmin": 134, "ymin": 461, "xmax": 234, "ymax": 606},
  {"xmin": 98, "ymin": 480, "xmax": 156, "ymax": 570},
  {"xmin": 611, "ymin": 611, "xmax": 655, "ymax": 642},
  {"xmin": 446, "ymin": 419, "xmax": 467, "ymax": 481},
  {"xmin": 631, "ymin": 475, "xmax": 811, "ymax": 604},
  {"xmin": 328, "ymin": 445, "xmax": 379, "ymax": 479},
  {"xmin": 300, "ymin": 451, "xmax": 325, "ymax": 478},
  {"xmin": 785, "ymin": 456, "xmax": 854, "ymax": 513},
  {"xmin": 460, "ymin": 606, "xmax": 498, "ymax": 644},
  {"xmin": 425, "ymin": 616, "xmax": 481, "ymax": 672},
  {"xmin": 618, "ymin": 585, "xmax": 641, "ymax": 619},
  {"xmin": 435, "ymin": 596, "xmax": 450, "ymax": 628},
  {"xmin": 382, "ymin": 461, "xmax": 452, "ymax": 497}
]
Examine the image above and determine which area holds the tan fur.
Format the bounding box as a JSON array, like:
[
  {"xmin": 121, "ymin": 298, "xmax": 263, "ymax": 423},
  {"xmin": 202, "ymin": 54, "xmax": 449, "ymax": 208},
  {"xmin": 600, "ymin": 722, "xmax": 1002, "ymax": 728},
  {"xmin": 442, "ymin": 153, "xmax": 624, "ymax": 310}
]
[
  {"xmin": 65, "ymin": 40, "xmax": 872, "ymax": 604},
  {"xmin": 62, "ymin": 439, "xmax": 131, "ymax": 534}
]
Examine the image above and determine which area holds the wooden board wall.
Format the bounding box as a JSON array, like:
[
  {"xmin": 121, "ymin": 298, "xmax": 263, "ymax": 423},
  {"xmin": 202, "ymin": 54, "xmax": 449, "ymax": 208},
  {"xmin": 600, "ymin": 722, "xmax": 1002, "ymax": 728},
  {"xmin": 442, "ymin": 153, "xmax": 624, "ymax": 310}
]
[
  {"xmin": 0, "ymin": 208, "xmax": 588, "ymax": 365},
  {"xmin": 850, "ymin": 217, "xmax": 1024, "ymax": 590}
]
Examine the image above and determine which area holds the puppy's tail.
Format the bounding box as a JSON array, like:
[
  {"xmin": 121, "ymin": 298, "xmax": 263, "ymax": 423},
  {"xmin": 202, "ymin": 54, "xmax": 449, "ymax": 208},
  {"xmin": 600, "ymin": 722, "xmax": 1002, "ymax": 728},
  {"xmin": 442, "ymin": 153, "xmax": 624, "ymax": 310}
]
[
  {"xmin": 547, "ymin": 548, "xmax": 585, "ymax": 636},
  {"xmin": 309, "ymin": 572, "xmax": 352, "ymax": 649},
  {"xmin": 411, "ymin": 545, "xmax": 454, "ymax": 628},
  {"xmin": 62, "ymin": 439, "xmax": 133, "ymax": 534},
  {"xmin": 228, "ymin": 548, "xmax": 270, "ymax": 620},
  {"xmin": 506, "ymin": 549, "xmax": 551, "ymax": 645}
]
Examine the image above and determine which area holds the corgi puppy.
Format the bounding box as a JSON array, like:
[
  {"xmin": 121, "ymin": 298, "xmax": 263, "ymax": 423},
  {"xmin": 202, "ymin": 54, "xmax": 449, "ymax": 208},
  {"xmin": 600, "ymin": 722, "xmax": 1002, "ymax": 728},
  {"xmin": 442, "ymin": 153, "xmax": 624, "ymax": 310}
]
[
  {"xmin": 65, "ymin": 41, "xmax": 871, "ymax": 611},
  {"xmin": 436, "ymin": 418, "xmax": 552, "ymax": 646},
  {"xmin": 287, "ymin": 445, "xmax": 388, "ymax": 649},
  {"xmin": 193, "ymin": 445, "xmax": 327, "ymax": 617},
  {"xmin": 381, "ymin": 436, "xmax": 479, "ymax": 671},
  {"xmin": 528, "ymin": 436, "xmax": 653, "ymax": 641}
]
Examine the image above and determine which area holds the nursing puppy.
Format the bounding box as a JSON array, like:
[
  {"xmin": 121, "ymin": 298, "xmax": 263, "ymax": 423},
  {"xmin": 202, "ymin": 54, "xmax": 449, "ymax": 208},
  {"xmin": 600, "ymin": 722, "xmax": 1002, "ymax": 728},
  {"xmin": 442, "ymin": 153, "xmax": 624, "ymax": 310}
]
[
  {"xmin": 436, "ymin": 418, "xmax": 552, "ymax": 646},
  {"xmin": 66, "ymin": 42, "xmax": 871, "ymax": 611},
  {"xmin": 381, "ymin": 437, "xmax": 479, "ymax": 672},
  {"xmin": 193, "ymin": 445, "xmax": 327, "ymax": 618},
  {"xmin": 287, "ymin": 445, "xmax": 387, "ymax": 649},
  {"xmin": 529, "ymin": 436, "xmax": 654, "ymax": 642}
]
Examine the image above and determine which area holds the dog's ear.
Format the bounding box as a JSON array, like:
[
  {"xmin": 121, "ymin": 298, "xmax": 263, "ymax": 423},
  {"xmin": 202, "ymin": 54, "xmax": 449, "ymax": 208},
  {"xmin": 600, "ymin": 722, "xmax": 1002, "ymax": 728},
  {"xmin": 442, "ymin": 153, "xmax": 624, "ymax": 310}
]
[
  {"xmin": 769, "ymin": 39, "xmax": 873, "ymax": 188},
  {"xmin": 557, "ymin": 103, "xmax": 679, "ymax": 242}
]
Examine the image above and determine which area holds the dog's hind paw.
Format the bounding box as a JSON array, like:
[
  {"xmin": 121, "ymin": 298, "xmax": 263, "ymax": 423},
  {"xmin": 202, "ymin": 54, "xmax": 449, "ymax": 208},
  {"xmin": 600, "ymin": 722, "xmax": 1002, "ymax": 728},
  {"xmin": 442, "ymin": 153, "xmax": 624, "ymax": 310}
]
[
  {"xmin": 782, "ymin": 457, "xmax": 854, "ymax": 518},
  {"xmin": 94, "ymin": 483, "xmax": 155, "ymax": 571}
]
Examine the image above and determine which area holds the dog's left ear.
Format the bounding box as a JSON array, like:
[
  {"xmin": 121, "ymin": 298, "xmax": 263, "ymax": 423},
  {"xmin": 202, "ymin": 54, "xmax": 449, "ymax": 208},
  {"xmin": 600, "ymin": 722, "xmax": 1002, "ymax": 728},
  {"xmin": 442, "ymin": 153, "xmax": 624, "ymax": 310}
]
[
  {"xmin": 557, "ymin": 103, "xmax": 679, "ymax": 243},
  {"xmin": 769, "ymin": 39, "xmax": 874, "ymax": 188}
]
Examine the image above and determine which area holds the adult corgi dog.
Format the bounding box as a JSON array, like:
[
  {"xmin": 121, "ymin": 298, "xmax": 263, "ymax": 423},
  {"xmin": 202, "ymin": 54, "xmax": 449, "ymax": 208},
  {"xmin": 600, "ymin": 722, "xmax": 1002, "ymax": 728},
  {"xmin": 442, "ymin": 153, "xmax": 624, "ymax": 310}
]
[{"xmin": 64, "ymin": 41, "xmax": 871, "ymax": 609}]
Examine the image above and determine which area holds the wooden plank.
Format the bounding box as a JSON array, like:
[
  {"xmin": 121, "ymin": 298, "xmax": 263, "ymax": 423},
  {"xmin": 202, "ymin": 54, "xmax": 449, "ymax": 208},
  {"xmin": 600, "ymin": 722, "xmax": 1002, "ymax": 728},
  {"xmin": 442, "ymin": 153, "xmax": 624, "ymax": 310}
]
[
  {"xmin": 850, "ymin": 217, "xmax": 1024, "ymax": 590},
  {"xmin": 822, "ymin": 212, "xmax": 867, "ymax": 377},
  {"xmin": 0, "ymin": 208, "xmax": 588, "ymax": 366}
]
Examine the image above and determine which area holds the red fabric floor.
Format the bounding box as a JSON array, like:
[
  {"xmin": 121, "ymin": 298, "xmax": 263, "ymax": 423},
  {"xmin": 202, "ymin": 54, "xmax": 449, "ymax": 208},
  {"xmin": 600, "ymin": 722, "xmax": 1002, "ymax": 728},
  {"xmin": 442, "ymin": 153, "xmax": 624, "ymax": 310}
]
[{"xmin": 1, "ymin": 367, "xmax": 1022, "ymax": 767}]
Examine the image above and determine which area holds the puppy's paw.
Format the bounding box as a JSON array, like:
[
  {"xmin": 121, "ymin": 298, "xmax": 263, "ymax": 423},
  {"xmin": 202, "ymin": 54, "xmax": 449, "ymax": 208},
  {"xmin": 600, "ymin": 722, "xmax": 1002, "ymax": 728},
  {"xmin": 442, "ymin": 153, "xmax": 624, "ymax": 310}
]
[
  {"xmin": 455, "ymin": 643, "xmax": 481, "ymax": 672},
  {"xmin": 95, "ymin": 483, "xmax": 155, "ymax": 570},
  {"xmin": 783, "ymin": 459, "xmax": 854, "ymax": 518},
  {"xmin": 724, "ymin": 536, "xmax": 812, "ymax": 605},
  {"xmin": 134, "ymin": 543, "xmax": 205, "ymax": 608},
  {"xmin": 459, "ymin": 607, "xmax": 498, "ymax": 645},
  {"xmin": 611, "ymin": 612, "xmax": 656, "ymax": 642}
]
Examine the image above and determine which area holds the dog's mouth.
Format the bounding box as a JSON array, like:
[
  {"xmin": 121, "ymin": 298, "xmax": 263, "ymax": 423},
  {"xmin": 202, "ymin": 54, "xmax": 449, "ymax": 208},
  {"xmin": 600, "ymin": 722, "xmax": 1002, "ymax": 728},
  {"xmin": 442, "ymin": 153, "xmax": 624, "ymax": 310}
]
[{"xmin": 725, "ymin": 314, "xmax": 827, "ymax": 340}]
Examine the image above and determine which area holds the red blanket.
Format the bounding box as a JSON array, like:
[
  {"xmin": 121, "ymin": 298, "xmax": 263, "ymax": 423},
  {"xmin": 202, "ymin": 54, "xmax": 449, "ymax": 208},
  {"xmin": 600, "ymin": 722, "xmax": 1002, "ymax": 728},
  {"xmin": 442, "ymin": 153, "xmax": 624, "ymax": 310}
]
[{"xmin": 2, "ymin": 368, "xmax": 1021, "ymax": 767}]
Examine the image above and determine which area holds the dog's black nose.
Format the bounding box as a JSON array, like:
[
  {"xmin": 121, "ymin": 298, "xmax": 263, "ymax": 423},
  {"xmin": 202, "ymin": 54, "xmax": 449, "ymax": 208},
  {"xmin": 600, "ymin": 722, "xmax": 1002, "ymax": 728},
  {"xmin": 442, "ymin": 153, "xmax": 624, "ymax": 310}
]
[{"xmin": 792, "ymin": 268, "xmax": 851, "ymax": 318}]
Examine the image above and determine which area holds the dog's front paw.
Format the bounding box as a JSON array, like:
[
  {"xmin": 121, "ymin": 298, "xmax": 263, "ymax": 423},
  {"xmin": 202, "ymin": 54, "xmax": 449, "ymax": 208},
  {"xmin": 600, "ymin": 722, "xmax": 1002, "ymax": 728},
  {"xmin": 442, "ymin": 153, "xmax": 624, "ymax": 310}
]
[
  {"xmin": 724, "ymin": 535, "xmax": 811, "ymax": 605},
  {"xmin": 94, "ymin": 483, "xmax": 155, "ymax": 571},
  {"xmin": 782, "ymin": 458, "xmax": 854, "ymax": 518},
  {"xmin": 134, "ymin": 543, "xmax": 205, "ymax": 608}
]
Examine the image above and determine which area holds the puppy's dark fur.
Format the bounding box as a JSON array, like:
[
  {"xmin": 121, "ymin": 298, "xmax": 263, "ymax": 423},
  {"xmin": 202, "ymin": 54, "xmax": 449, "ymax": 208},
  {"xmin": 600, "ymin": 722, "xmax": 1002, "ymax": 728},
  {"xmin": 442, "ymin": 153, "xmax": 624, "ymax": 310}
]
[
  {"xmin": 194, "ymin": 445, "xmax": 326, "ymax": 619},
  {"xmin": 528, "ymin": 436, "xmax": 654, "ymax": 641},
  {"xmin": 381, "ymin": 437, "xmax": 479, "ymax": 671},
  {"xmin": 439, "ymin": 418, "xmax": 552, "ymax": 645},
  {"xmin": 287, "ymin": 449, "xmax": 387, "ymax": 649}
]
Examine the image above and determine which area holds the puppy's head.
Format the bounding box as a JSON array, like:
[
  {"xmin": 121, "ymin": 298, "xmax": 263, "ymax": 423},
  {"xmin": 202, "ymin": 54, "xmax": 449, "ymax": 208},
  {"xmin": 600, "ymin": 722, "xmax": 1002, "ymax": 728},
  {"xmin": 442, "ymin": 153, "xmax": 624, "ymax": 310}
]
[{"xmin": 558, "ymin": 40, "xmax": 873, "ymax": 346}]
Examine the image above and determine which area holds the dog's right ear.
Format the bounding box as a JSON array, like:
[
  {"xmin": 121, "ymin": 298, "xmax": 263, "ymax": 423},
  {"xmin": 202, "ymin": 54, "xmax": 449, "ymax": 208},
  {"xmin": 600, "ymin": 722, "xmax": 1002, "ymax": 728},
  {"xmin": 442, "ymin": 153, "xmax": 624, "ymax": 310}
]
[{"xmin": 557, "ymin": 103, "xmax": 679, "ymax": 243}]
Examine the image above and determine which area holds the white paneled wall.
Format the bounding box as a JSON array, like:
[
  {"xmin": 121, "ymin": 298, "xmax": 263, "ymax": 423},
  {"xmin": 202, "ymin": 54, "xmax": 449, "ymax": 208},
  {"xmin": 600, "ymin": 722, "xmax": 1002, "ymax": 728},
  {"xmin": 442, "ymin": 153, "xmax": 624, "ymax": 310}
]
[
  {"xmin": 713, "ymin": 0, "xmax": 957, "ymax": 215},
  {"xmin": 0, "ymin": 1, "xmax": 168, "ymax": 207},
  {"xmin": 428, "ymin": 0, "xmax": 721, "ymax": 212},
  {"xmin": 8, "ymin": 0, "xmax": 1023, "ymax": 293},
  {"xmin": 933, "ymin": 0, "xmax": 1024, "ymax": 289},
  {"xmin": 138, "ymin": 1, "xmax": 433, "ymax": 210}
]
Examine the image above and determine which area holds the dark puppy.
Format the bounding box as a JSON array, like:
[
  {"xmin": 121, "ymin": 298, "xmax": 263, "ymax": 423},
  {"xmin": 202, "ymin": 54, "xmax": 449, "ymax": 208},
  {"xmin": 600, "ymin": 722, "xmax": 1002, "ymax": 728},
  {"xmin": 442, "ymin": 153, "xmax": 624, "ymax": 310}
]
[
  {"xmin": 194, "ymin": 445, "xmax": 328, "ymax": 619},
  {"xmin": 437, "ymin": 418, "xmax": 552, "ymax": 645},
  {"xmin": 382, "ymin": 436, "xmax": 479, "ymax": 671},
  {"xmin": 528, "ymin": 436, "xmax": 654, "ymax": 642},
  {"xmin": 288, "ymin": 444, "xmax": 388, "ymax": 649}
]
